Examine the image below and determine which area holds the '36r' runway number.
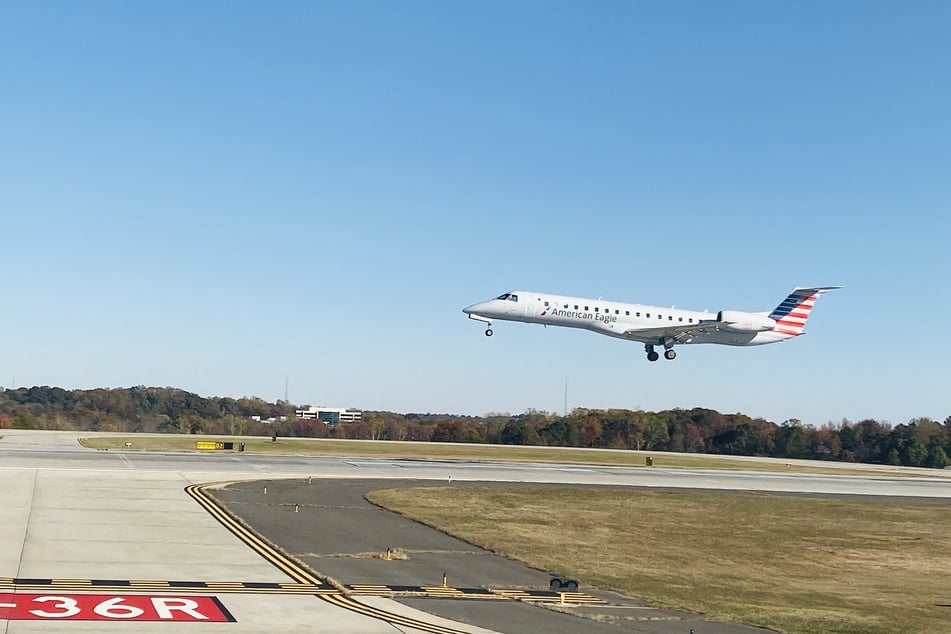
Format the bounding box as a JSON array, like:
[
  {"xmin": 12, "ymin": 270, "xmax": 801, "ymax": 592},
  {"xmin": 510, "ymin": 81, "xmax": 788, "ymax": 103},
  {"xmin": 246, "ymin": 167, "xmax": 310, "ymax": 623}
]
[{"xmin": 0, "ymin": 594, "xmax": 234, "ymax": 622}]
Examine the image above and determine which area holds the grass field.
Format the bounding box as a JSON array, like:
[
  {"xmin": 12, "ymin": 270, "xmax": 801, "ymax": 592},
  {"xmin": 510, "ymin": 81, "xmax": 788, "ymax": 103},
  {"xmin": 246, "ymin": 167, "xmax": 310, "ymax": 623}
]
[
  {"xmin": 76, "ymin": 435, "xmax": 940, "ymax": 477},
  {"xmin": 367, "ymin": 487, "xmax": 951, "ymax": 634}
]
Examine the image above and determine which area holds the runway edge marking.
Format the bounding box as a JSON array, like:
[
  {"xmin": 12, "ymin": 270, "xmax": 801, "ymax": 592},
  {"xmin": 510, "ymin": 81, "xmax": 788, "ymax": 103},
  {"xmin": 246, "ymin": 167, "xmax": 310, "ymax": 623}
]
[
  {"xmin": 0, "ymin": 579, "xmax": 603, "ymax": 604},
  {"xmin": 185, "ymin": 481, "xmax": 478, "ymax": 634}
]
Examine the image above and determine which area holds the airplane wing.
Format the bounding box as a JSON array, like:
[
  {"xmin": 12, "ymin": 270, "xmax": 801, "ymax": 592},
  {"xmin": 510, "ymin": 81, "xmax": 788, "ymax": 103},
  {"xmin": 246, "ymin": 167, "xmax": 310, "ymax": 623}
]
[{"xmin": 620, "ymin": 320, "xmax": 722, "ymax": 343}]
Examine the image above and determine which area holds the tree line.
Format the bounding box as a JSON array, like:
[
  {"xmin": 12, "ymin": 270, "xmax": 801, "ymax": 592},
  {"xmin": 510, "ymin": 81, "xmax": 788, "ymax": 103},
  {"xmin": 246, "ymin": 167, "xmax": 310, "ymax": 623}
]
[
  {"xmin": 1, "ymin": 386, "xmax": 949, "ymax": 469},
  {"xmin": 0, "ymin": 385, "xmax": 295, "ymax": 436}
]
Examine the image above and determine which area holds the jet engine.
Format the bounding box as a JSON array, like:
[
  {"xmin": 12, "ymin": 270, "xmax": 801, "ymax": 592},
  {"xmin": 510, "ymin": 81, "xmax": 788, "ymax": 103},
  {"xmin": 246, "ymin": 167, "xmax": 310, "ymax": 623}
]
[{"xmin": 716, "ymin": 310, "xmax": 776, "ymax": 332}]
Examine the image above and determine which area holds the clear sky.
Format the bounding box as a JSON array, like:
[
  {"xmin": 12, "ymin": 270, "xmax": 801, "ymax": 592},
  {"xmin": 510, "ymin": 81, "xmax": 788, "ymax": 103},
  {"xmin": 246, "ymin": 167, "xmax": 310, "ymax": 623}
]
[{"xmin": 2, "ymin": 1, "xmax": 949, "ymax": 427}]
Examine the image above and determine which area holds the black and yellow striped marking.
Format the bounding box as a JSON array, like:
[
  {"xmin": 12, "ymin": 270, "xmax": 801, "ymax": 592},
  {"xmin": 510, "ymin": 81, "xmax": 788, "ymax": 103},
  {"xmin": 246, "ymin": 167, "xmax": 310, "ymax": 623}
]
[
  {"xmin": 185, "ymin": 482, "xmax": 325, "ymax": 587},
  {"xmin": 0, "ymin": 480, "xmax": 604, "ymax": 634},
  {"xmin": 0, "ymin": 577, "xmax": 602, "ymax": 604},
  {"xmin": 348, "ymin": 583, "xmax": 391, "ymax": 594},
  {"xmin": 187, "ymin": 482, "xmax": 608, "ymax": 631},
  {"xmin": 187, "ymin": 481, "xmax": 479, "ymax": 634},
  {"xmin": 0, "ymin": 577, "xmax": 335, "ymax": 595}
]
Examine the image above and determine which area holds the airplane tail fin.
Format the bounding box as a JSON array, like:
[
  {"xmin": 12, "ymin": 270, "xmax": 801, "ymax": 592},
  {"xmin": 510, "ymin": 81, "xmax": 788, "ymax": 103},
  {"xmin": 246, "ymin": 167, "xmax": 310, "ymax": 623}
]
[{"xmin": 768, "ymin": 287, "xmax": 841, "ymax": 336}]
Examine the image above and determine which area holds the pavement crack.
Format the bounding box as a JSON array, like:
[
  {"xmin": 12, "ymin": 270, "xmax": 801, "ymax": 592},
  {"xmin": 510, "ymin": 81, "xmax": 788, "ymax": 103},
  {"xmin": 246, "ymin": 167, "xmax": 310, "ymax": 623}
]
[{"xmin": 14, "ymin": 470, "xmax": 38, "ymax": 581}]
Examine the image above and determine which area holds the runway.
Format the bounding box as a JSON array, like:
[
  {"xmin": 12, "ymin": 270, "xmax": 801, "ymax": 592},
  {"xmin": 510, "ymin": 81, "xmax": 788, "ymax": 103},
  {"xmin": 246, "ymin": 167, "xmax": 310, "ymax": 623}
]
[
  {"xmin": 3, "ymin": 432, "xmax": 950, "ymax": 498},
  {"xmin": 1, "ymin": 429, "xmax": 949, "ymax": 633}
]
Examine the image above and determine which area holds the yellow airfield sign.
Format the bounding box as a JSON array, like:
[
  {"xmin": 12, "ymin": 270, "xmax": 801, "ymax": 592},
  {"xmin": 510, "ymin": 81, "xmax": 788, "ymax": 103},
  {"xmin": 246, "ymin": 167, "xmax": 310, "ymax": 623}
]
[{"xmin": 196, "ymin": 441, "xmax": 234, "ymax": 450}]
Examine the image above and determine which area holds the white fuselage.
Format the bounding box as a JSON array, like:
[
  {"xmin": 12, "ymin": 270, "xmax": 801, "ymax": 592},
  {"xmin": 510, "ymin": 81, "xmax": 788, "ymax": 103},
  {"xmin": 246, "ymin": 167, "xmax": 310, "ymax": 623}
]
[{"xmin": 464, "ymin": 291, "xmax": 788, "ymax": 347}]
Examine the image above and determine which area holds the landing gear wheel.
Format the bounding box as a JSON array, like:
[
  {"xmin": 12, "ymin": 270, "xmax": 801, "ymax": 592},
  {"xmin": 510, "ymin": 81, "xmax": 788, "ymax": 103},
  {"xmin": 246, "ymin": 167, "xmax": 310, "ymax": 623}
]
[
  {"xmin": 647, "ymin": 351, "xmax": 659, "ymax": 362},
  {"xmin": 549, "ymin": 578, "xmax": 564, "ymax": 590},
  {"xmin": 664, "ymin": 349, "xmax": 676, "ymax": 360},
  {"xmin": 564, "ymin": 580, "xmax": 579, "ymax": 591},
  {"xmin": 485, "ymin": 328, "xmax": 493, "ymax": 337}
]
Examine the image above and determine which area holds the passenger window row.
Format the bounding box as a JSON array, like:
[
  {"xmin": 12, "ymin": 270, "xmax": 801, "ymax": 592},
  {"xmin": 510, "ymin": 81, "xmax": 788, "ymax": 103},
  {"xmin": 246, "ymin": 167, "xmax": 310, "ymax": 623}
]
[{"xmin": 543, "ymin": 300, "xmax": 696, "ymax": 324}]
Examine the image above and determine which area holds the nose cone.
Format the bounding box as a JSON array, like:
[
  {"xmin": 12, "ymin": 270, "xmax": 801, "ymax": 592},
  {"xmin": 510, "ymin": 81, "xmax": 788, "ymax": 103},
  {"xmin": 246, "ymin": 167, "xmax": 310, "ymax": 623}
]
[
  {"xmin": 464, "ymin": 299, "xmax": 498, "ymax": 317},
  {"xmin": 464, "ymin": 298, "xmax": 498, "ymax": 326}
]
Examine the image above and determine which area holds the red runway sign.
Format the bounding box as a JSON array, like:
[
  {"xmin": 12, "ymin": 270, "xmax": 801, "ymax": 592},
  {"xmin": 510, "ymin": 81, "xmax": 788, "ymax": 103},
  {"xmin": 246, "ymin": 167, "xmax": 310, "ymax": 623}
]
[{"xmin": 0, "ymin": 594, "xmax": 234, "ymax": 622}]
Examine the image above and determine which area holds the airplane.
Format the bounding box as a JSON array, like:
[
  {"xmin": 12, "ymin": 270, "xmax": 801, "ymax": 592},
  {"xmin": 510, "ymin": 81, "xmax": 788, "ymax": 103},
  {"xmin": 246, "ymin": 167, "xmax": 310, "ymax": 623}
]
[{"xmin": 463, "ymin": 286, "xmax": 840, "ymax": 361}]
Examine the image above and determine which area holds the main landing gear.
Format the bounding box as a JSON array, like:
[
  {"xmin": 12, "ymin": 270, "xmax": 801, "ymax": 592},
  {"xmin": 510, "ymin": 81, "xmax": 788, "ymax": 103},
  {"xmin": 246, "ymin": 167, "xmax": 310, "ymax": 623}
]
[{"xmin": 645, "ymin": 344, "xmax": 677, "ymax": 362}]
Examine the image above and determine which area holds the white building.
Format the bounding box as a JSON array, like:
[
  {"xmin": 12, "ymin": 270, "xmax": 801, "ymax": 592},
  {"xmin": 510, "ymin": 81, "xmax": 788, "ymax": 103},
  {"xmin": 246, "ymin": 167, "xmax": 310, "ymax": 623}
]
[
  {"xmin": 250, "ymin": 415, "xmax": 288, "ymax": 424},
  {"xmin": 295, "ymin": 406, "xmax": 362, "ymax": 426}
]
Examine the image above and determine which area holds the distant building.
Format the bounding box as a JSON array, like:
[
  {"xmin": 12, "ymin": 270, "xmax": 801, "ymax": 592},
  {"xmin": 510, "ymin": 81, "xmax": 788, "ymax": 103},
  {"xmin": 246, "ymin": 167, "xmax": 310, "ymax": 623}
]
[
  {"xmin": 295, "ymin": 406, "xmax": 362, "ymax": 426},
  {"xmin": 250, "ymin": 415, "xmax": 288, "ymax": 424}
]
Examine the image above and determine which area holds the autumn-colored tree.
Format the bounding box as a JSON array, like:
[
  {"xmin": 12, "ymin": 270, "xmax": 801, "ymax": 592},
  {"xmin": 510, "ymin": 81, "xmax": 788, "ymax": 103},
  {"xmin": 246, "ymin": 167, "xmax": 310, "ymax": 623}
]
[
  {"xmin": 3, "ymin": 386, "xmax": 950, "ymax": 469},
  {"xmin": 431, "ymin": 420, "xmax": 479, "ymax": 443}
]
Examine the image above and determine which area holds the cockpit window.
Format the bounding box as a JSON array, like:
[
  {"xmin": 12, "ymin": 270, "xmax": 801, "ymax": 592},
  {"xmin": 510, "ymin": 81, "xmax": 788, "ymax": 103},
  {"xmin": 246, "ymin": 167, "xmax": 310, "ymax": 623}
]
[
  {"xmin": 496, "ymin": 293, "xmax": 510, "ymax": 300},
  {"xmin": 496, "ymin": 293, "xmax": 518, "ymax": 302},
  {"xmin": 508, "ymin": 294, "xmax": 518, "ymax": 302}
]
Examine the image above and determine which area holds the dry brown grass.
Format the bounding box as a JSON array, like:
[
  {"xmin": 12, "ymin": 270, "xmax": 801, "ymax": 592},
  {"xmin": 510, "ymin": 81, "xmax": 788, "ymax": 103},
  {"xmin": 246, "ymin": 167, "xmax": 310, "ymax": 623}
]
[{"xmin": 367, "ymin": 487, "xmax": 951, "ymax": 634}]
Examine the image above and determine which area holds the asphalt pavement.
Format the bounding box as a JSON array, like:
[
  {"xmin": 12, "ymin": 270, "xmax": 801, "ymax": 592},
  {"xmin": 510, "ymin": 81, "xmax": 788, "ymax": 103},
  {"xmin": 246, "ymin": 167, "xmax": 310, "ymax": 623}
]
[
  {"xmin": 5, "ymin": 429, "xmax": 948, "ymax": 634},
  {"xmin": 209, "ymin": 478, "xmax": 774, "ymax": 634}
]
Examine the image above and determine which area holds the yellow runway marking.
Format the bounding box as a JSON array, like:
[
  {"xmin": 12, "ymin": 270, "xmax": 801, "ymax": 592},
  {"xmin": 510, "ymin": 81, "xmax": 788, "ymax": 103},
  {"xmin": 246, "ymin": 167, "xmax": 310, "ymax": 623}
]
[
  {"xmin": 25, "ymin": 482, "xmax": 598, "ymax": 632},
  {"xmin": 321, "ymin": 592, "xmax": 474, "ymax": 634},
  {"xmin": 0, "ymin": 576, "xmax": 604, "ymax": 604},
  {"xmin": 186, "ymin": 482, "xmax": 481, "ymax": 634}
]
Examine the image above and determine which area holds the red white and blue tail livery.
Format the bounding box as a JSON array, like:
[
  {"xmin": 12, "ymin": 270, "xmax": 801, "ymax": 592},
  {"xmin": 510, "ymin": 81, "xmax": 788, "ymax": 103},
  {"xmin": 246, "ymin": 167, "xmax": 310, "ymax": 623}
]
[
  {"xmin": 768, "ymin": 287, "xmax": 837, "ymax": 337},
  {"xmin": 464, "ymin": 286, "xmax": 840, "ymax": 362}
]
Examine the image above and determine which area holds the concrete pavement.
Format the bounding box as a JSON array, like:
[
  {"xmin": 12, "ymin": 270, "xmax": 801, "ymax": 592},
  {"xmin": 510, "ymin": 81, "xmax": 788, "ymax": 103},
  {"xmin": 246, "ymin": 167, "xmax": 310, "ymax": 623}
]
[
  {"xmin": 210, "ymin": 477, "xmax": 773, "ymax": 633},
  {"xmin": 2, "ymin": 428, "xmax": 949, "ymax": 633},
  {"xmin": 0, "ymin": 430, "xmax": 497, "ymax": 634}
]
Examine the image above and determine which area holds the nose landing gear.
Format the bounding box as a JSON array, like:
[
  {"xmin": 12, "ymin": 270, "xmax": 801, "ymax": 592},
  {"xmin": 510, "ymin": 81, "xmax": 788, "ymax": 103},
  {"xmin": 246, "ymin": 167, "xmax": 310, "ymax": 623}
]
[{"xmin": 467, "ymin": 313, "xmax": 494, "ymax": 337}]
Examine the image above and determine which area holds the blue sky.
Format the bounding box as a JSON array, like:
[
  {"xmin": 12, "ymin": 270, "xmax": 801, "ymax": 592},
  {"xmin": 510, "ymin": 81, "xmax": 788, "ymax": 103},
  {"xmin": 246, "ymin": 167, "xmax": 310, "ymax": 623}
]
[{"xmin": 2, "ymin": 1, "xmax": 949, "ymax": 426}]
